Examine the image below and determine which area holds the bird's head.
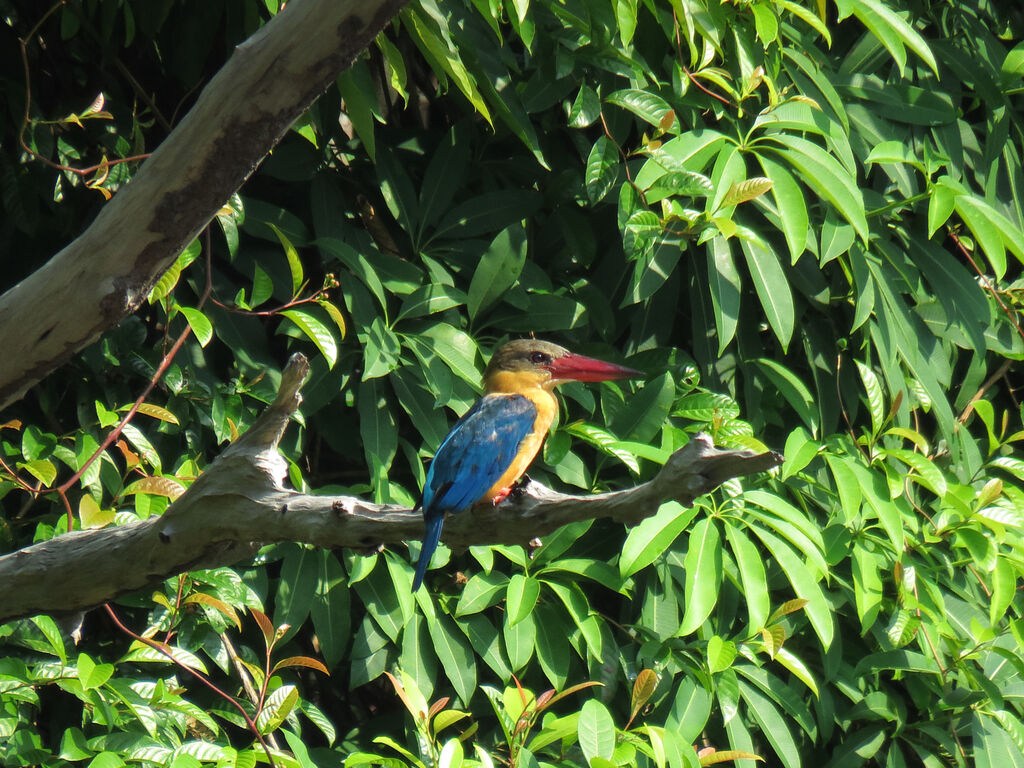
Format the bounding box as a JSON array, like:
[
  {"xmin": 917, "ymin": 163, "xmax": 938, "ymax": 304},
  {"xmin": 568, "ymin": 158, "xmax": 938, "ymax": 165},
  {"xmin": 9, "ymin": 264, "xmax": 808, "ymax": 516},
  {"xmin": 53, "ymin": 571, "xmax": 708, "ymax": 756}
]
[{"xmin": 483, "ymin": 339, "xmax": 643, "ymax": 393}]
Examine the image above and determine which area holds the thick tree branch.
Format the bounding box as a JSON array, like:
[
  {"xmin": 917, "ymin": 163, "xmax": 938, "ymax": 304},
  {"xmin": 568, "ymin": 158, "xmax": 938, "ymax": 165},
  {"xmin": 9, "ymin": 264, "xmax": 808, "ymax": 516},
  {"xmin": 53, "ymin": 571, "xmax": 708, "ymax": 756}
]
[
  {"xmin": 0, "ymin": 0, "xmax": 407, "ymax": 410},
  {"xmin": 0, "ymin": 355, "xmax": 783, "ymax": 623}
]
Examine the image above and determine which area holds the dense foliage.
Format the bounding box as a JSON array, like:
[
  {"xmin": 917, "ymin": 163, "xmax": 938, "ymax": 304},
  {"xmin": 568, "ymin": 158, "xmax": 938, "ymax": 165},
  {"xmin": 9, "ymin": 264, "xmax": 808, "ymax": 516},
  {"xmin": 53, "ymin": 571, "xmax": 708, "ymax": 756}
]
[{"xmin": 1, "ymin": 0, "xmax": 1023, "ymax": 766}]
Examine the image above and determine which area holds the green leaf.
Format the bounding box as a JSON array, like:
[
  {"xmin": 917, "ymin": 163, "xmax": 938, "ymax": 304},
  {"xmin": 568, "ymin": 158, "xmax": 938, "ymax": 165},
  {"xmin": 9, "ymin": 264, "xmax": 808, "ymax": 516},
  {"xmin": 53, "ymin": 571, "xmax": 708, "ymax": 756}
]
[
  {"xmin": 18, "ymin": 458, "xmax": 56, "ymax": 487},
  {"xmin": 748, "ymin": 527, "xmax": 833, "ymax": 648},
  {"xmin": 505, "ymin": 574, "xmax": 540, "ymax": 627},
  {"xmin": 310, "ymin": 552, "xmax": 350, "ymax": 669},
  {"xmin": 533, "ymin": 603, "xmax": 571, "ymax": 689},
  {"xmin": 396, "ymin": 284, "xmax": 466, "ymax": 322},
  {"xmin": 274, "ymin": 544, "xmax": 319, "ymax": 643},
  {"xmin": 281, "ymin": 308, "xmax": 337, "ymax": 368},
  {"xmin": 736, "ymin": 680, "xmax": 799, "ymax": 768},
  {"xmin": 179, "ymin": 306, "xmax": 213, "ymax": 348},
  {"xmin": 251, "ymin": 262, "xmax": 274, "ymax": 307},
  {"xmin": 773, "ymin": 647, "xmax": 819, "ymax": 697},
  {"xmin": 855, "ymin": 360, "xmax": 886, "ymax": 436},
  {"xmin": 606, "ymin": 89, "xmax": 673, "ymax": 129},
  {"xmin": 431, "ymin": 190, "xmax": 540, "ymax": 242},
  {"xmin": 361, "ymin": 316, "xmax": 402, "ymax": 380},
  {"xmin": 566, "ymin": 422, "xmax": 640, "ymax": 473},
  {"xmin": 707, "ymin": 236, "xmax": 741, "ymax": 354},
  {"xmin": 568, "ymin": 84, "xmax": 602, "ymax": 128},
  {"xmin": 420, "ymin": 324, "xmax": 481, "ymax": 388},
  {"xmin": 848, "ymin": 0, "xmax": 938, "ymax": 76},
  {"xmin": 578, "ymin": 699, "xmax": 616, "ymax": 763},
  {"xmin": 739, "ymin": 236, "xmax": 795, "ymax": 349},
  {"xmin": 724, "ymin": 523, "xmax": 770, "ymax": 631},
  {"xmin": 338, "ymin": 68, "xmax": 377, "ymax": 162},
  {"xmin": 503, "ymin": 609, "xmax": 536, "ymax": 672},
  {"xmin": 267, "ymin": 222, "xmax": 304, "ymax": 297},
  {"xmin": 707, "ymin": 635, "xmax": 738, "ymax": 674},
  {"xmin": 679, "ymin": 518, "xmax": 723, "ymax": 635},
  {"xmin": 758, "ymin": 155, "xmax": 808, "ymax": 263},
  {"xmin": 455, "ymin": 572, "xmax": 509, "ymax": 617},
  {"xmin": 148, "ymin": 239, "xmax": 200, "ymax": 304},
  {"xmin": 927, "ymin": 182, "xmax": 957, "ymax": 238},
  {"xmin": 721, "ymin": 178, "xmax": 773, "ymax": 207},
  {"xmin": 611, "ymin": 372, "xmax": 674, "ymax": 443},
  {"xmin": 620, "ymin": 502, "xmax": 699, "ymax": 579},
  {"xmin": 458, "ymin": 615, "xmax": 512, "ymax": 681},
  {"xmin": 586, "ymin": 136, "xmax": 620, "ymax": 204},
  {"xmin": 353, "ymin": 557, "xmax": 406, "ymax": 642},
  {"xmin": 407, "ymin": 5, "xmax": 492, "ymax": 125},
  {"xmin": 31, "ymin": 615, "xmax": 68, "ymax": 664},
  {"xmin": 753, "ymin": 359, "xmax": 817, "ymax": 435},
  {"xmin": 257, "ymin": 684, "xmax": 300, "ymax": 734},
  {"xmin": 468, "ymin": 223, "xmax": 528, "ymax": 319},
  {"xmin": 77, "ymin": 652, "xmax": 114, "ymax": 690},
  {"xmin": 425, "ymin": 612, "xmax": 477, "ymax": 706},
  {"xmin": 990, "ymin": 557, "xmax": 1016, "ymax": 628},
  {"xmin": 645, "ymin": 170, "xmax": 714, "ymax": 198},
  {"xmin": 766, "ymin": 134, "xmax": 868, "ymax": 242}
]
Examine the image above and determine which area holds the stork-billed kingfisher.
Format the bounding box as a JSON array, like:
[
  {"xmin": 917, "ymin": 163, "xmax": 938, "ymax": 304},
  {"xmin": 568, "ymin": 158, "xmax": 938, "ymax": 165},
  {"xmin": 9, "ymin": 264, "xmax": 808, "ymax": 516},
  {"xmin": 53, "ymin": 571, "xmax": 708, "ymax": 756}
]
[{"xmin": 412, "ymin": 339, "xmax": 643, "ymax": 590}]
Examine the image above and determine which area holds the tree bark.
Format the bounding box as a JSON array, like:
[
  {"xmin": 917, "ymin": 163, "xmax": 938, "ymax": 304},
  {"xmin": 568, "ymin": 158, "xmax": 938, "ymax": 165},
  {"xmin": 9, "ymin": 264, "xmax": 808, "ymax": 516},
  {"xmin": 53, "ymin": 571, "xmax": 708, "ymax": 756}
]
[
  {"xmin": 0, "ymin": 355, "xmax": 783, "ymax": 624},
  {"xmin": 0, "ymin": 0, "xmax": 407, "ymax": 411}
]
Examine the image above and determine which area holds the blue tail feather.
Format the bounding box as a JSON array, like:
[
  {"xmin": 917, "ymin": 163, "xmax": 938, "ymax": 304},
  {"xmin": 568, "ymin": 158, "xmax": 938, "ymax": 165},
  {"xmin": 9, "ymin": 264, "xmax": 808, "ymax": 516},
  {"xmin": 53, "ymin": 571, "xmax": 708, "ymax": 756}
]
[{"xmin": 412, "ymin": 514, "xmax": 444, "ymax": 591}]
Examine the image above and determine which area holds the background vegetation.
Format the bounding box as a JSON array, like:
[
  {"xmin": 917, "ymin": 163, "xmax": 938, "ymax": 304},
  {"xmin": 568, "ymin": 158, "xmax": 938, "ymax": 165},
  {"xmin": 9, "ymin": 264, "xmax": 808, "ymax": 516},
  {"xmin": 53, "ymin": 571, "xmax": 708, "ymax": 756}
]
[{"xmin": 1, "ymin": 0, "xmax": 1023, "ymax": 766}]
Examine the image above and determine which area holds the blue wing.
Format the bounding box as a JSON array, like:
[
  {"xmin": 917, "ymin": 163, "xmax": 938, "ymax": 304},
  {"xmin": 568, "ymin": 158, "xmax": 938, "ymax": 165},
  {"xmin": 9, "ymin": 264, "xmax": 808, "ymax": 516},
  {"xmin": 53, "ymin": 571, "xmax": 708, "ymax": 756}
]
[
  {"xmin": 423, "ymin": 393, "xmax": 537, "ymax": 515},
  {"xmin": 413, "ymin": 394, "xmax": 536, "ymax": 590}
]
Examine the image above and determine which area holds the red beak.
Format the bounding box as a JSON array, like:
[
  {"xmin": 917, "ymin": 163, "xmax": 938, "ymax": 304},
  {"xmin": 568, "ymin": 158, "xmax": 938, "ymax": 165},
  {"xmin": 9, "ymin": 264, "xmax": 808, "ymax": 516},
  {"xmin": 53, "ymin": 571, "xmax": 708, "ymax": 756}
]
[{"xmin": 546, "ymin": 353, "xmax": 644, "ymax": 382}]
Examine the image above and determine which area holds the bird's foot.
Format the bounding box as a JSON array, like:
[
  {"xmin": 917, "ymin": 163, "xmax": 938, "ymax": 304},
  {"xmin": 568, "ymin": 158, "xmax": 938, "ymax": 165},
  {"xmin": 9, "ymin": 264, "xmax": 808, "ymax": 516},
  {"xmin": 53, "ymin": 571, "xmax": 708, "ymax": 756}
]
[
  {"xmin": 491, "ymin": 476, "xmax": 532, "ymax": 505},
  {"xmin": 510, "ymin": 474, "xmax": 531, "ymax": 499}
]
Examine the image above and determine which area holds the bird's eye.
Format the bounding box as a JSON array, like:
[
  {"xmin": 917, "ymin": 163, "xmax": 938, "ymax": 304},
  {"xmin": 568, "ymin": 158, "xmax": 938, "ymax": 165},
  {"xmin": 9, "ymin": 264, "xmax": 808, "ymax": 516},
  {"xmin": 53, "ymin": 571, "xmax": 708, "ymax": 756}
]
[{"xmin": 530, "ymin": 351, "xmax": 550, "ymax": 364}]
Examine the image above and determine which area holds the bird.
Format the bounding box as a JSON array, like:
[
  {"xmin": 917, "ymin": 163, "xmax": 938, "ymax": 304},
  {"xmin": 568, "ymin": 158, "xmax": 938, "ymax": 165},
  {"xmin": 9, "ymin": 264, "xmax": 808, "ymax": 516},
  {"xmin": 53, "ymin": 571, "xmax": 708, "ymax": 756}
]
[{"xmin": 412, "ymin": 339, "xmax": 643, "ymax": 590}]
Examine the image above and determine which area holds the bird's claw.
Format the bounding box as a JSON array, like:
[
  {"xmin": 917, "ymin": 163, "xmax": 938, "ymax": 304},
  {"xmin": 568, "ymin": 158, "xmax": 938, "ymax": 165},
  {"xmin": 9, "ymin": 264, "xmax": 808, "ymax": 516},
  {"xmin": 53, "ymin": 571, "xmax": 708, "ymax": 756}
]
[{"xmin": 491, "ymin": 475, "xmax": 532, "ymax": 505}]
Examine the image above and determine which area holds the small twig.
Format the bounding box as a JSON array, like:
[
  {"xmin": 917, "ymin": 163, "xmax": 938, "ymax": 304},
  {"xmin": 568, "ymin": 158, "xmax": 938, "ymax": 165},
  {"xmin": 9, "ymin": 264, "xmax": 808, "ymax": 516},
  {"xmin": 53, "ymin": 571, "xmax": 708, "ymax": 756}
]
[
  {"xmin": 57, "ymin": 229, "xmax": 214, "ymax": 495},
  {"xmin": 17, "ymin": 2, "xmax": 151, "ymax": 178},
  {"xmin": 835, "ymin": 354, "xmax": 870, "ymax": 460},
  {"xmin": 103, "ymin": 604, "xmax": 277, "ymax": 767},
  {"xmin": 958, "ymin": 359, "xmax": 1013, "ymax": 423},
  {"xmin": 0, "ymin": 454, "xmax": 39, "ymax": 494},
  {"xmin": 220, "ymin": 632, "xmax": 281, "ymax": 750},
  {"xmin": 682, "ymin": 66, "xmax": 733, "ymax": 107},
  {"xmin": 949, "ymin": 229, "xmax": 1024, "ymax": 347},
  {"xmin": 598, "ymin": 112, "xmax": 635, "ymax": 185},
  {"xmin": 162, "ymin": 573, "xmax": 189, "ymax": 644},
  {"xmin": 209, "ymin": 292, "xmax": 327, "ymax": 317}
]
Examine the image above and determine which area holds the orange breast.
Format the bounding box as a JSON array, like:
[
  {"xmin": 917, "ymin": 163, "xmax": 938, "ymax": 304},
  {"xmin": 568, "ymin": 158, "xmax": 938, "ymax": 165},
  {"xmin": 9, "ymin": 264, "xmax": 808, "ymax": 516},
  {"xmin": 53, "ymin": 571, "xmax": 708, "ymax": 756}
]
[{"xmin": 481, "ymin": 386, "xmax": 558, "ymax": 502}]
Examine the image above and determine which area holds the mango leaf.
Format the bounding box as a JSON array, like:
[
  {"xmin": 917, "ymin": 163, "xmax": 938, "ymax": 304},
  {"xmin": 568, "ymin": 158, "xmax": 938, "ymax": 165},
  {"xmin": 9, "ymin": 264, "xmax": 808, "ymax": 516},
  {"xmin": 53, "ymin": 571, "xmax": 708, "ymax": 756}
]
[
  {"xmin": 586, "ymin": 136, "xmax": 620, "ymax": 204},
  {"xmin": 606, "ymin": 89, "xmax": 674, "ymax": 128},
  {"xmin": 721, "ymin": 177, "xmax": 773, "ymax": 207},
  {"xmin": 267, "ymin": 222, "xmax": 304, "ymax": 297},
  {"xmin": 505, "ymin": 574, "xmax": 540, "ymax": 627},
  {"xmin": 578, "ymin": 700, "xmax": 616, "ymax": 763},
  {"xmin": 739, "ymin": 236, "xmax": 794, "ymax": 349},
  {"xmin": 679, "ymin": 518, "xmax": 723, "ymax": 635},
  {"xmin": 619, "ymin": 502, "xmax": 699, "ymax": 578},
  {"xmin": 179, "ymin": 307, "xmax": 213, "ymax": 348},
  {"xmin": 281, "ymin": 308, "xmax": 337, "ymax": 368},
  {"xmin": 568, "ymin": 84, "xmax": 601, "ymax": 128},
  {"xmin": 468, "ymin": 223, "xmax": 528, "ymax": 319},
  {"xmin": 753, "ymin": 359, "xmax": 817, "ymax": 435},
  {"xmin": 766, "ymin": 134, "xmax": 868, "ymax": 242},
  {"xmin": 847, "ymin": 0, "xmax": 939, "ymax": 77}
]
